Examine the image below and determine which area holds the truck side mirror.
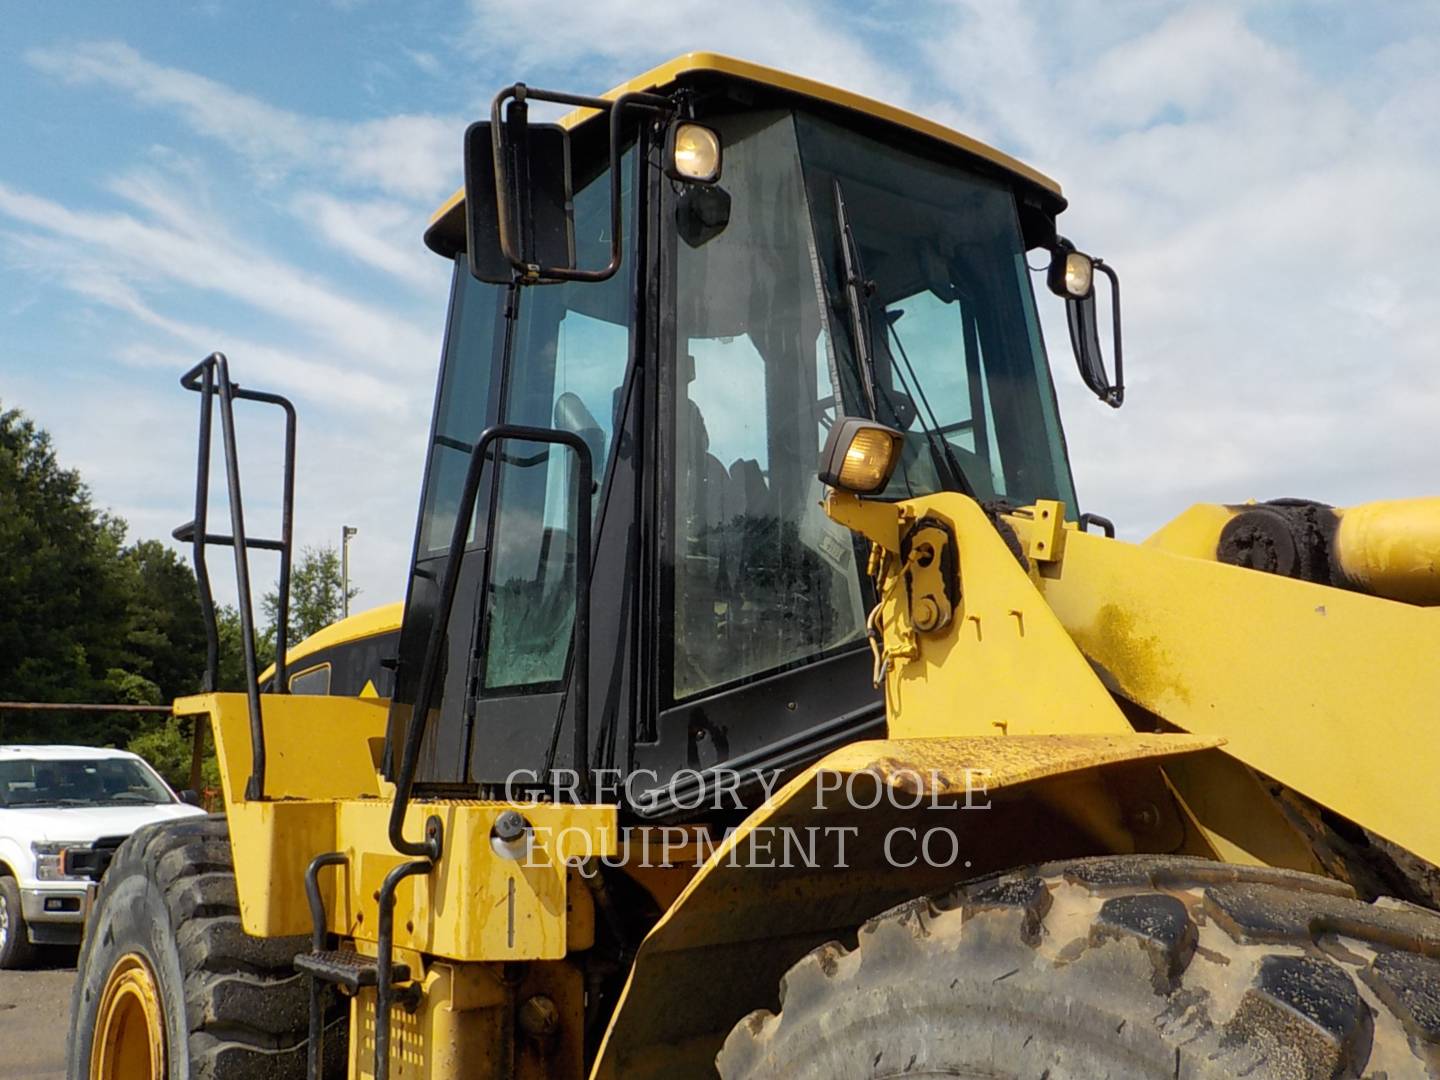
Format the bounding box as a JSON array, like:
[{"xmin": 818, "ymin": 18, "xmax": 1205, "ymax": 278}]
[
  {"xmin": 1048, "ymin": 238, "xmax": 1125, "ymax": 408},
  {"xmin": 464, "ymin": 116, "xmax": 574, "ymax": 285}
]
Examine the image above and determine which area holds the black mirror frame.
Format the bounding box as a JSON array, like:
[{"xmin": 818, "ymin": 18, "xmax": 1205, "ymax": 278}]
[
  {"xmin": 464, "ymin": 84, "xmax": 672, "ymax": 286},
  {"xmin": 1056, "ymin": 239, "xmax": 1124, "ymax": 409}
]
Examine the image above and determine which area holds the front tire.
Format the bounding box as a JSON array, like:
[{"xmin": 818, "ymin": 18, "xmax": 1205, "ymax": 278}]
[
  {"xmin": 719, "ymin": 855, "xmax": 1440, "ymax": 1079},
  {"xmin": 0, "ymin": 874, "xmax": 38, "ymax": 969},
  {"xmin": 66, "ymin": 815, "xmax": 342, "ymax": 1079}
]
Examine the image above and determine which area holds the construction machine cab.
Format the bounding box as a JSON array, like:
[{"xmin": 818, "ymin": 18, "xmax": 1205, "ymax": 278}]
[{"xmin": 391, "ymin": 55, "xmax": 1117, "ymax": 814}]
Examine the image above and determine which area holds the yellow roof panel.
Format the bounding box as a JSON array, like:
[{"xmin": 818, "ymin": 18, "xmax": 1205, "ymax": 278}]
[
  {"xmin": 257, "ymin": 601, "xmax": 403, "ymax": 685},
  {"xmin": 428, "ymin": 52, "xmax": 1061, "ymax": 233}
]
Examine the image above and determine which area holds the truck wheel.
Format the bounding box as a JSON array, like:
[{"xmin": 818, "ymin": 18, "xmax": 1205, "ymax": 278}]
[
  {"xmin": 719, "ymin": 854, "xmax": 1440, "ymax": 1079},
  {"xmin": 66, "ymin": 814, "xmax": 345, "ymax": 1079},
  {"xmin": 0, "ymin": 873, "xmax": 38, "ymax": 969}
]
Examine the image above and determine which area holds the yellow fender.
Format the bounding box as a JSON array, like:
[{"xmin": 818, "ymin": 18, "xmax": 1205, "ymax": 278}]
[{"xmin": 592, "ymin": 730, "xmax": 1218, "ymax": 1080}]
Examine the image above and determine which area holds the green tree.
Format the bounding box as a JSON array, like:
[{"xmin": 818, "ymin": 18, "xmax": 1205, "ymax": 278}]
[
  {"xmin": 0, "ymin": 405, "xmax": 132, "ymax": 716},
  {"xmin": 127, "ymin": 715, "xmax": 219, "ymax": 793},
  {"xmin": 118, "ymin": 540, "xmax": 208, "ymax": 701},
  {"xmin": 262, "ymin": 544, "xmax": 358, "ymax": 649},
  {"xmin": 210, "ymin": 602, "xmax": 276, "ymax": 690},
  {"xmin": 0, "ymin": 403, "xmax": 209, "ymax": 748}
]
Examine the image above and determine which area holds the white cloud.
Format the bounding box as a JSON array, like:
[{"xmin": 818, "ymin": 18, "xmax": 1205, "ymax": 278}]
[
  {"xmin": 461, "ymin": 0, "xmax": 909, "ymax": 106},
  {"xmin": 913, "ymin": 2, "xmax": 1440, "ymax": 535},
  {"xmin": 0, "ymin": 176, "xmax": 436, "ymax": 378},
  {"xmin": 24, "ymin": 40, "xmax": 459, "ymax": 202},
  {"xmin": 289, "ymin": 192, "xmax": 443, "ymax": 289},
  {"xmin": 4, "ymin": 41, "xmax": 462, "ymax": 610}
]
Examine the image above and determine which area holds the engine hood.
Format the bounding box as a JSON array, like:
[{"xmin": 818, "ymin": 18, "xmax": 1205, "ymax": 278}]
[{"xmin": 3, "ymin": 803, "xmax": 207, "ymax": 845}]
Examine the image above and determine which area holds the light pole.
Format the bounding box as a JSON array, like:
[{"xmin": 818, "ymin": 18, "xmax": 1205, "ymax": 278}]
[{"xmin": 341, "ymin": 525, "xmax": 357, "ymax": 618}]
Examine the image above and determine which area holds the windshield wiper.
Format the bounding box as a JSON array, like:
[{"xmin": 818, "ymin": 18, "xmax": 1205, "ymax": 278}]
[
  {"xmin": 886, "ymin": 317, "xmax": 974, "ymax": 497},
  {"xmin": 833, "ymin": 180, "xmax": 972, "ymax": 497},
  {"xmin": 833, "ymin": 180, "xmax": 882, "ymax": 419}
]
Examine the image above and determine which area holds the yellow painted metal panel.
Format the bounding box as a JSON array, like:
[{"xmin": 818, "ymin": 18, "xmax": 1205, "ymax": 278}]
[
  {"xmin": 828, "ymin": 492, "xmax": 1134, "ymax": 738},
  {"xmin": 349, "ymin": 960, "xmax": 583, "ymax": 1080},
  {"xmin": 256, "ymin": 601, "xmax": 403, "ymax": 685},
  {"xmin": 1142, "ymin": 502, "xmax": 1234, "ymax": 559},
  {"xmin": 173, "ymin": 692, "xmax": 387, "ymax": 803},
  {"xmin": 217, "ymin": 790, "xmax": 614, "ymax": 961},
  {"xmin": 1028, "ymin": 522, "xmax": 1440, "ymax": 866},
  {"xmin": 335, "ymin": 800, "xmax": 613, "ymax": 962},
  {"xmin": 1335, "ymin": 498, "xmax": 1440, "ymax": 604},
  {"xmin": 1158, "ymin": 749, "xmax": 1327, "ymax": 875},
  {"xmin": 227, "ymin": 800, "xmax": 337, "ymax": 937}
]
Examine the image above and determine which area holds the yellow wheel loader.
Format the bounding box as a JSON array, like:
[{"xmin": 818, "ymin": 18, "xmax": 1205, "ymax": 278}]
[{"xmin": 68, "ymin": 54, "xmax": 1440, "ymax": 1080}]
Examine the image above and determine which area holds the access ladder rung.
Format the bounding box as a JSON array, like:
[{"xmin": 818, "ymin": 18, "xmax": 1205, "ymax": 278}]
[
  {"xmin": 171, "ymin": 520, "xmax": 287, "ymax": 551},
  {"xmin": 294, "ymin": 949, "xmax": 410, "ymax": 994}
]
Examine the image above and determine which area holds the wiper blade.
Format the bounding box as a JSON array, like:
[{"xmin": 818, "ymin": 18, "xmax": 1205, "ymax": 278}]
[
  {"xmin": 886, "ymin": 319, "xmax": 975, "ymax": 498},
  {"xmin": 833, "ymin": 179, "xmax": 881, "ymax": 419},
  {"xmin": 832, "ymin": 180, "xmax": 973, "ymax": 499}
]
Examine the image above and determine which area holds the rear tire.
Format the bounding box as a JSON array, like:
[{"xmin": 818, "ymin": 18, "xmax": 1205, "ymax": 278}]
[
  {"xmin": 0, "ymin": 874, "xmax": 38, "ymax": 969},
  {"xmin": 719, "ymin": 855, "xmax": 1440, "ymax": 1079},
  {"xmin": 66, "ymin": 814, "xmax": 345, "ymax": 1079}
]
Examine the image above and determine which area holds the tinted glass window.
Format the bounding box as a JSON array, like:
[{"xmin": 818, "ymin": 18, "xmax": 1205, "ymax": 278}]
[
  {"xmin": 797, "ymin": 114, "xmax": 1077, "ymax": 509},
  {"xmin": 481, "ymin": 149, "xmax": 636, "ymax": 690},
  {"xmin": 0, "ymin": 758, "xmax": 173, "ymax": 807},
  {"xmin": 671, "ymin": 111, "xmax": 868, "ymax": 700},
  {"xmin": 289, "ymin": 664, "xmax": 332, "ymax": 694},
  {"xmin": 419, "ymin": 261, "xmax": 500, "ymax": 554}
]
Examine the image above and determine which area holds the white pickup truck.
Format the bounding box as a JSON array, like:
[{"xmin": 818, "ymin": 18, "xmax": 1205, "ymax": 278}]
[{"xmin": 0, "ymin": 744, "xmax": 208, "ymax": 967}]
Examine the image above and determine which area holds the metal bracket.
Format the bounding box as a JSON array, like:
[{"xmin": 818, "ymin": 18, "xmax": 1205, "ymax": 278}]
[
  {"xmin": 901, "ymin": 516, "xmax": 960, "ymax": 635},
  {"xmin": 1027, "ymin": 499, "xmax": 1067, "ymax": 563}
]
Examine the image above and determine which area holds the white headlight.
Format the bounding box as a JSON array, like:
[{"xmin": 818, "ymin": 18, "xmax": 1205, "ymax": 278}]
[
  {"xmin": 1063, "ymin": 252, "xmax": 1094, "ymax": 298},
  {"xmin": 667, "ymin": 123, "xmax": 722, "ymax": 184}
]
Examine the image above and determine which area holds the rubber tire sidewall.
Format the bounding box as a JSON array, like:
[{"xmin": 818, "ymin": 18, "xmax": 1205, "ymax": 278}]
[
  {"xmin": 0, "ymin": 875, "xmax": 37, "ymax": 969},
  {"xmin": 67, "ymin": 849, "xmax": 190, "ymax": 1079}
]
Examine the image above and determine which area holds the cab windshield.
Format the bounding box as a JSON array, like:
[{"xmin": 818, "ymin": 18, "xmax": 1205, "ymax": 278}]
[
  {"xmin": 669, "ymin": 108, "xmax": 1076, "ymax": 700},
  {"xmin": 0, "ymin": 757, "xmax": 174, "ymax": 807},
  {"xmin": 796, "ymin": 112, "xmax": 1077, "ymax": 507}
]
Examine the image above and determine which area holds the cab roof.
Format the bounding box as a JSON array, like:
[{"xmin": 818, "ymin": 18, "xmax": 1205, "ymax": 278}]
[
  {"xmin": 257, "ymin": 601, "xmax": 404, "ymax": 686},
  {"xmin": 425, "ymin": 52, "xmax": 1063, "ymax": 256}
]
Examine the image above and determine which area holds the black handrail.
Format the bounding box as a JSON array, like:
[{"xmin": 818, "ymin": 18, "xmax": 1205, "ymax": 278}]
[
  {"xmin": 302, "ymin": 851, "xmax": 347, "ymax": 1079},
  {"xmin": 387, "ymin": 423, "xmax": 594, "ymax": 860},
  {"xmin": 373, "ymin": 857, "xmax": 432, "ymax": 1080},
  {"xmin": 174, "ymin": 352, "xmax": 297, "ymax": 801}
]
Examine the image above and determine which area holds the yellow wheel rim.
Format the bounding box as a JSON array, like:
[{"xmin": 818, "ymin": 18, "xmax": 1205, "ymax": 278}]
[{"xmin": 90, "ymin": 952, "xmax": 167, "ymax": 1080}]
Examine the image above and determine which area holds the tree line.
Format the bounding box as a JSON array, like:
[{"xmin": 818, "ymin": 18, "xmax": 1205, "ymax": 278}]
[{"xmin": 0, "ymin": 402, "xmax": 356, "ymax": 787}]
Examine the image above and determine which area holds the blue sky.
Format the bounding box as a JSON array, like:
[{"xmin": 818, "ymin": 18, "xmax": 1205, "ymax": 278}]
[{"xmin": 3, "ymin": 2, "xmax": 1439, "ymax": 611}]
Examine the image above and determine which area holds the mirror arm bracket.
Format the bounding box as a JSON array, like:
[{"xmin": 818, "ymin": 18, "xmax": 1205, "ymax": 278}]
[
  {"xmin": 1094, "ymin": 260, "xmax": 1124, "ymax": 407},
  {"xmin": 488, "ymin": 84, "xmax": 672, "ymax": 284}
]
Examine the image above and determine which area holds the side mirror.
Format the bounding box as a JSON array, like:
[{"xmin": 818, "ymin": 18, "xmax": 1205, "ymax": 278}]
[
  {"xmin": 1048, "ymin": 238, "xmax": 1124, "ymax": 408},
  {"xmin": 464, "ymin": 116, "xmax": 574, "ymax": 285},
  {"xmin": 464, "ymin": 84, "xmax": 673, "ymax": 286},
  {"xmin": 179, "ymin": 788, "xmax": 203, "ymax": 807}
]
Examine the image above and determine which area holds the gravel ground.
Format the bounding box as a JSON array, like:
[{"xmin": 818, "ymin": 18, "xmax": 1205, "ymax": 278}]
[{"xmin": 0, "ymin": 951, "xmax": 77, "ymax": 1080}]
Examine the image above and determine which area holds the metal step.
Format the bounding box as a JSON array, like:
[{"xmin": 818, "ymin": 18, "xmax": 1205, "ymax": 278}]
[{"xmin": 294, "ymin": 949, "xmax": 410, "ymax": 993}]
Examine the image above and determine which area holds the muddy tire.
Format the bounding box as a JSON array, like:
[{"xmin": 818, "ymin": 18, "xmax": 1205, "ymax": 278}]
[
  {"xmin": 66, "ymin": 814, "xmax": 344, "ymax": 1079},
  {"xmin": 718, "ymin": 855, "xmax": 1440, "ymax": 1079}
]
